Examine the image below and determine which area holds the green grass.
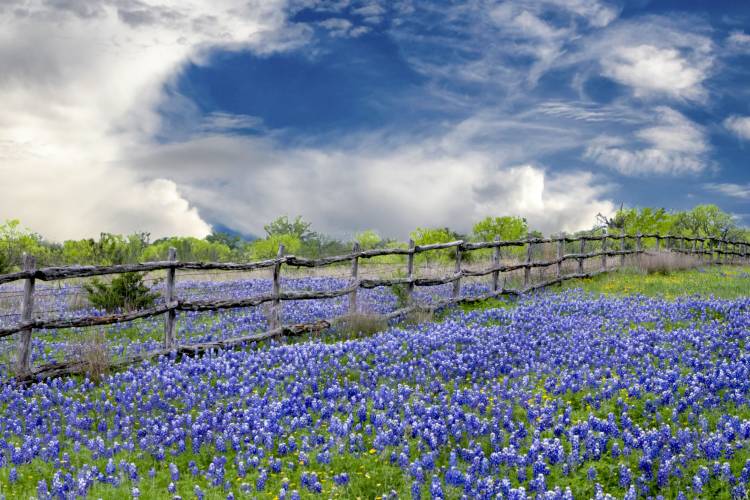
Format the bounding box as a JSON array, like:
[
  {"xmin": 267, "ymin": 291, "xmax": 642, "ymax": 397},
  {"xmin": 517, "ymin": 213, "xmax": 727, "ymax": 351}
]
[{"xmin": 559, "ymin": 264, "xmax": 750, "ymax": 299}]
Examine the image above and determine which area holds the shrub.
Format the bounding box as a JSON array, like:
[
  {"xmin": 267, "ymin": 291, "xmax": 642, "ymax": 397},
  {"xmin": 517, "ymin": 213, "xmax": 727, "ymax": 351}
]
[
  {"xmin": 84, "ymin": 272, "xmax": 159, "ymax": 312},
  {"xmin": 69, "ymin": 330, "xmax": 110, "ymax": 383},
  {"xmin": 404, "ymin": 306, "xmax": 434, "ymax": 325},
  {"xmin": 333, "ymin": 313, "xmax": 388, "ymax": 340},
  {"xmin": 0, "ymin": 250, "xmax": 9, "ymax": 274},
  {"xmin": 640, "ymin": 252, "xmax": 701, "ymax": 275}
]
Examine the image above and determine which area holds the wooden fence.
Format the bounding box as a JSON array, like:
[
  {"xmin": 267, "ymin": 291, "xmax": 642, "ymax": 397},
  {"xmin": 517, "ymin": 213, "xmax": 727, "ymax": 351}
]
[{"xmin": 1, "ymin": 232, "xmax": 748, "ymax": 381}]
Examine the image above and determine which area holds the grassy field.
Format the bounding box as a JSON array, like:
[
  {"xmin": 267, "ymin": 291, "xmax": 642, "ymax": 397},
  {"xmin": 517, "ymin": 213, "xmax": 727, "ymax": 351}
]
[{"xmin": 562, "ymin": 264, "xmax": 750, "ymax": 299}]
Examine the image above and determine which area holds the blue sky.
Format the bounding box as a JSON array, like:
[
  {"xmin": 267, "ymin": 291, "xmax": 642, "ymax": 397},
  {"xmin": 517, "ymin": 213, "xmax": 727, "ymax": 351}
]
[{"xmin": 1, "ymin": 1, "xmax": 750, "ymax": 239}]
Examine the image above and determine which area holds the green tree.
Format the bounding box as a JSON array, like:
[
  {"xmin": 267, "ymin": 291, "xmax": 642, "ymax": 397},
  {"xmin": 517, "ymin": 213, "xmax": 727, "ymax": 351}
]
[
  {"xmin": 0, "ymin": 219, "xmax": 57, "ymax": 268},
  {"xmin": 62, "ymin": 233, "xmax": 150, "ymax": 265},
  {"xmin": 472, "ymin": 216, "xmax": 528, "ymax": 242},
  {"xmin": 608, "ymin": 207, "xmax": 675, "ymax": 236},
  {"xmin": 248, "ymin": 234, "xmax": 302, "ymax": 260},
  {"xmin": 264, "ymin": 216, "xmax": 313, "ymax": 240},
  {"xmin": 142, "ymin": 237, "xmax": 233, "ymax": 262},
  {"xmin": 84, "ymin": 272, "xmax": 159, "ymax": 312},
  {"xmin": 409, "ymin": 227, "xmax": 458, "ymax": 263},
  {"xmin": 354, "ymin": 230, "xmax": 382, "ymax": 250},
  {"xmin": 205, "ymin": 230, "xmax": 243, "ymax": 250},
  {"xmin": 672, "ymin": 204, "xmax": 737, "ymax": 239}
]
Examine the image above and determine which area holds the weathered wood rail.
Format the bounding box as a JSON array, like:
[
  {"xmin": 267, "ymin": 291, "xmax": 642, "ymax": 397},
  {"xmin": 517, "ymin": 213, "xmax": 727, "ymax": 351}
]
[{"xmin": 1, "ymin": 232, "xmax": 748, "ymax": 381}]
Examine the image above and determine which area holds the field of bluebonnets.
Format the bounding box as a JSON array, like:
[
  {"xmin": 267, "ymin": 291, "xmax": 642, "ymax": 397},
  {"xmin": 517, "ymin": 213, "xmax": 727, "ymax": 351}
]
[{"xmin": 1, "ymin": 267, "xmax": 750, "ymax": 499}]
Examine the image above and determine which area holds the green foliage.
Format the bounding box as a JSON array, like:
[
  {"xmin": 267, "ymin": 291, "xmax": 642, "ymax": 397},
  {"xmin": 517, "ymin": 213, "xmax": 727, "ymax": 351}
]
[
  {"xmin": 248, "ymin": 234, "xmax": 302, "ymax": 260},
  {"xmin": 299, "ymin": 234, "xmax": 351, "ymax": 259},
  {"xmin": 608, "ymin": 207, "xmax": 675, "ymax": 237},
  {"xmin": 0, "ymin": 249, "xmax": 9, "ymax": 274},
  {"xmin": 142, "ymin": 237, "xmax": 233, "ymax": 262},
  {"xmin": 205, "ymin": 230, "xmax": 244, "ymax": 250},
  {"xmin": 0, "ymin": 219, "xmax": 56, "ymax": 268},
  {"xmin": 83, "ymin": 273, "xmax": 159, "ymax": 312},
  {"xmin": 62, "ymin": 232, "xmax": 150, "ymax": 265},
  {"xmin": 263, "ymin": 215, "xmax": 313, "ymax": 240},
  {"xmin": 355, "ymin": 230, "xmax": 382, "ymax": 250},
  {"xmin": 409, "ymin": 227, "xmax": 459, "ymax": 263},
  {"xmin": 671, "ymin": 204, "xmax": 739, "ymax": 239},
  {"xmin": 608, "ymin": 204, "xmax": 746, "ymax": 242},
  {"xmin": 472, "ymin": 215, "xmax": 528, "ymax": 242}
]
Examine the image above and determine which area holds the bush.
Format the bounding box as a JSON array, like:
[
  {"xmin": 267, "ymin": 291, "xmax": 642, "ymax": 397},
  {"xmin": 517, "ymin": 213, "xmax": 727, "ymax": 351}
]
[
  {"xmin": 333, "ymin": 313, "xmax": 388, "ymax": 340},
  {"xmin": 641, "ymin": 252, "xmax": 701, "ymax": 275},
  {"xmin": 84, "ymin": 272, "xmax": 159, "ymax": 312},
  {"xmin": 69, "ymin": 330, "xmax": 110, "ymax": 383},
  {"xmin": 0, "ymin": 250, "xmax": 9, "ymax": 274}
]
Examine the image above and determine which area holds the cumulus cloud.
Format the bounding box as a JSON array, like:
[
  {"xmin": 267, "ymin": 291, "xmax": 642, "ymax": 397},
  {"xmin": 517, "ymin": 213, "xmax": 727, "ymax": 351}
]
[
  {"xmin": 128, "ymin": 116, "xmax": 615, "ymax": 238},
  {"xmin": 0, "ymin": 0, "xmax": 304, "ymax": 240},
  {"xmin": 584, "ymin": 107, "xmax": 709, "ymax": 176},
  {"xmin": 724, "ymin": 115, "xmax": 750, "ymax": 141},
  {"xmin": 601, "ymin": 44, "xmax": 710, "ymax": 100}
]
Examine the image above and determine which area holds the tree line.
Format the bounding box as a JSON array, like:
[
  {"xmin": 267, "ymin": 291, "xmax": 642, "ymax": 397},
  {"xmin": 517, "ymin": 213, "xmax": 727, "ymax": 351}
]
[{"xmin": 0, "ymin": 204, "xmax": 747, "ymax": 272}]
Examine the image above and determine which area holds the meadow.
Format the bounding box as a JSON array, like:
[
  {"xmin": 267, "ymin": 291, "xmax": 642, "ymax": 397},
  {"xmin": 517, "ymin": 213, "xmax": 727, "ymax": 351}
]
[{"xmin": 0, "ymin": 265, "xmax": 749, "ymax": 499}]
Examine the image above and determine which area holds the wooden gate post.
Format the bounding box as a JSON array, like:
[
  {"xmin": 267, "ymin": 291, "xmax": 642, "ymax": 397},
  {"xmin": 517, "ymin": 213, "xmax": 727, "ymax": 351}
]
[
  {"xmin": 349, "ymin": 242, "xmax": 360, "ymax": 315},
  {"xmin": 524, "ymin": 237, "xmax": 532, "ymax": 288},
  {"xmin": 271, "ymin": 244, "xmax": 285, "ymax": 330},
  {"xmin": 601, "ymin": 235, "xmax": 607, "ymax": 271},
  {"xmin": 15, "ymin": 253, "xmax": 36, "ymax": 377},
  {"xmin": 452, "ymin": 243, "xmax": 462, "ymax": 299},
  {"xmin": 163, "ymin": 247, "xmax": 177, "ymax": 349},
  {"xmin": 406, "ymin": 239, "xmax": 415, "ymax": 305},
  {"xmin": 655, "ymin": 235, "xmax": 660, "ymax": 253},
  {"xmin": 636, "ymin": 233, "xmax": 642, "ymax": 270},
  {"xmin": 556, "ymin": 237, "xmax": 564, "ymax": 280},
  {"xmin": 620, "ymin": 234, "xmax": 626, "ymax": 268},
  {"xmin": 492, "ymin": 237, "xmax": 501, "ymax": 293},
  {"xmin": 578, "ymin": 238, "xmax": 585, "ymax": 274}
]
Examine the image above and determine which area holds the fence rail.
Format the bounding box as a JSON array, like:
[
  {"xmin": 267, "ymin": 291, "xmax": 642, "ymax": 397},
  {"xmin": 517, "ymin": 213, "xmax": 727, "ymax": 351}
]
[{"xmin": 1, "ymin": 232, "xmax": 749, "ymax": 381}]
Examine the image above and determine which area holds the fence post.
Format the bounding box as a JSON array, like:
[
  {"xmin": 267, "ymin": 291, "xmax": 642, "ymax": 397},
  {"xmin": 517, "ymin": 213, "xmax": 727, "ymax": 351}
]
[
  {"xmin": 601, "ymin": 235, "xmax": 607, "ymax": 271},
  {"xmin": 163, "ymin": 247, "xmax": 177, "ymax": 349},
  {"xmin": 349, "ymin": 242, "xmax": 360, "ymax": 315},
  {"xmin": 655, "ymin": 235, "xmax": 660, "ymax": 253},
  {"xmin": 691, "ymin": 238, "xmax": 696, "ymax": 256},
  {"xmin": 15, "ymin": 253, "xmax": 36, "ymax": 377},
  {"xmin": 406, "ymin": 239, "xmax": 415, "ymax": 306},
  {"xmin": 524, "ymin": 236, "xmax": 532, "ymax": 288},
  {"xmin": 620, "ymin": 234, "xmax": 626, "ymax": 268},
  {"xmin": 578, "ymin": 238, "xmax": 585, "ymax": 275},
  {"xmin": 699, "ymin": 239, "xmax": 704, "ymax": 262},
  {"xmin": 492, "ymin": 237, "xmax": 501, "ymax": 293},
  {"xmin": 556, "ymin": 237, "xmax": 564, "ymax": 280},
  {"xmin": 636, "ymin": 233, "xmax": 642, "ymax": 270},
  {"xmin": 452, "ymin": 243, "xmax": 462, "ymax": 300},
  {"xmin": 271, "ymin": 244, "xmax": 285, "ymax": 330}
]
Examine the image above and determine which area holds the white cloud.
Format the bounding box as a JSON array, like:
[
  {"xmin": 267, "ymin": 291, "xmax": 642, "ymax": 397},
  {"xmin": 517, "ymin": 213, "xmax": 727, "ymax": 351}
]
[
  {"xmin": 601, "ymin": 44, "xmax": 711, "ymax": 101},
  {"xmin": 724, "ymin": 115, "xmax": 750, "ymax": 141},
  {"xmin": 727, "ymin": 30, "xmax": 750, "ymax": 49},
  {"xmin": 129, "ymin": 117, "xmax": 615, "ymax": 238},
  {"xmin": 584, "ymin": 107, "xmax": 709, "ymax": 176},
  {"xmin": 0, "ymin": 0, "xmax": 307, "ymax": 240},
  {"xmin": 705, "ymin": 183, "xmax": 750, "ymax": 200}
]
